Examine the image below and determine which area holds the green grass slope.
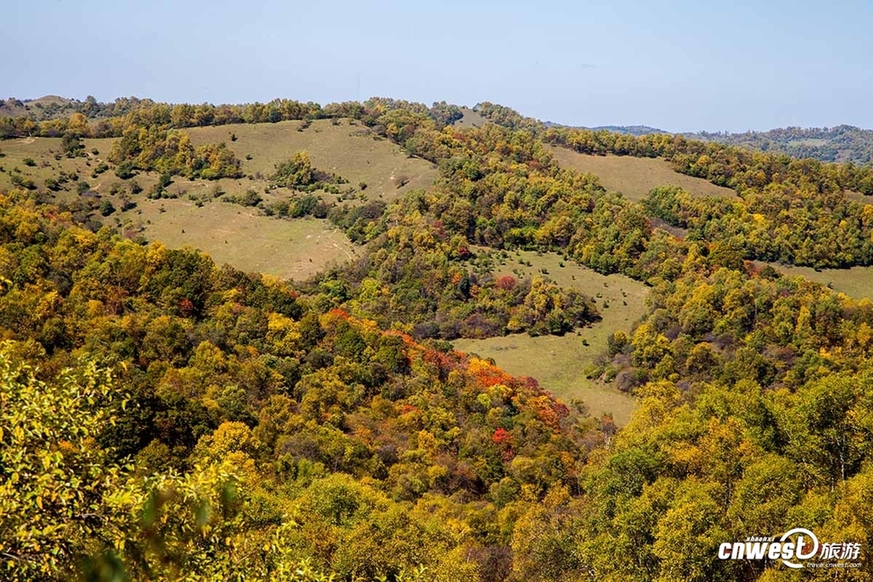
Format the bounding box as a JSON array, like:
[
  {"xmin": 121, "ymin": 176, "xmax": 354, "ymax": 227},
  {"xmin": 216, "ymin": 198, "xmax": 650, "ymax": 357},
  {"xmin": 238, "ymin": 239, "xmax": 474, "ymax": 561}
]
[
  {"xmin": 453, "ymin": 250, "xmax": 648, "ymax": 425},
  {"xmin": 120, "ymin": 198, "xmax": 356, "ymax": 281},
  {"xmin": 548, "ymin": 145, "xmax": 737, "ymax": 201},
  {"xmin": 0, "ymin": 119, "xmax": 437, "ymax": 280},
  {"xmin": 759, "ymin": 262, "xmax": 873, "ymax": 302},
  {"xmin": 186, "ymin": 119, "xmax": 437, "ymax": 202}
]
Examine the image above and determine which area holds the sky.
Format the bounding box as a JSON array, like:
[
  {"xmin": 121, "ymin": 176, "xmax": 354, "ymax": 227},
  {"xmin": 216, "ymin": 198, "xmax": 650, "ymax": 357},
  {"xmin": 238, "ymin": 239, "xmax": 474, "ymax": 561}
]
[{"xmin": 4, "ymin": 0, "xmax": 873, "ymax": 132}]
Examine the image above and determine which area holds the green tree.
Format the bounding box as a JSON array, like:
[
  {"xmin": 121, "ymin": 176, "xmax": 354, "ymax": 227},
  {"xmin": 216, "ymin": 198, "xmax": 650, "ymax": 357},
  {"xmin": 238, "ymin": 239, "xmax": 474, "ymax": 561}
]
[{"xmin": 271, "ymin": 151, "xmax": 327, "ymax": 190}]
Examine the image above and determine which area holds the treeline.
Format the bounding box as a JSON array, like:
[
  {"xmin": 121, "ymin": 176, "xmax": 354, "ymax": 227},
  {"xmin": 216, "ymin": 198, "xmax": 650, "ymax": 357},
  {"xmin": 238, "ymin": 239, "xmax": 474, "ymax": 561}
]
[
  {"xmin": 0, "ymin": 97, "xmax": 463, "ymax": 140},
  {"xmin": 476, "ymin": 101, "xmax": 873, "ymax": 194},
  {"xmin": 643, "ymin": 184, "xmax": 873, "ymax": 267},
  {"xmin": 0, "ymin": 95, "xmax": 155, "ymax": 123}
]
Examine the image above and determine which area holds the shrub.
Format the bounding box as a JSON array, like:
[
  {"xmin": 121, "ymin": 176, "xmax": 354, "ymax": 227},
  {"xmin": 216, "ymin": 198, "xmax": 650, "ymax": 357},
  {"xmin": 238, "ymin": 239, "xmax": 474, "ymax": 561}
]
[
  {"xmin": 115, "ymin": 161, "xmax": 135, "ymax": 179},
  {"xmin": 226, "ymin": 189, "xmax": 262, "ymax": 207},
  {"xmin": 10, "ymin": 173, "xmax": 35, "ymax": 190},
  {"xmin": 99, "ymin": 200, "xmax": 116, "ymax": 216},
  {"xmin": 62, "ymin": 131, "xmax": 84, "ymax": 157}
]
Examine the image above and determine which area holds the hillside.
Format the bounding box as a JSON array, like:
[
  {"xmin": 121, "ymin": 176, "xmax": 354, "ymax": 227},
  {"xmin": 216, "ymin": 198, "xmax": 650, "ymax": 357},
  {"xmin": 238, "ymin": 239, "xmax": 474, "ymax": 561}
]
[
  {"xmin": 185, "ymin": 119, "xmax": 437, "ymax": 201},
  {"xmin": 544, "ymin": 121, "xmax": 666, "ymax": 136},
  {"xmin": 5, "ymin": 96, "xmax": 873, "ymax": 581},
  {"xmin": 0, "ymin": 191, "xmax": 607, "ymax": 580},
  {"xmin": 510, "ymin": 103, "xmax": 873, "ymax": 165},
  {"xmin": 0, "ymin": 95, "xmax": 76, "ymax": 118},
  {"xmin": 689, "ymin": 124, "xmax": 873, "ymax": 164},
  {"xmin": 453, "ymin": 250, "xmax": 648, "ymax": 425},
  {"xmin": 0, "ymin": 118, "xmax": 436, "ymax": 279},
  {"xmin": 547, "ymin": 145, "xmax": 737, "ymax": 201}
]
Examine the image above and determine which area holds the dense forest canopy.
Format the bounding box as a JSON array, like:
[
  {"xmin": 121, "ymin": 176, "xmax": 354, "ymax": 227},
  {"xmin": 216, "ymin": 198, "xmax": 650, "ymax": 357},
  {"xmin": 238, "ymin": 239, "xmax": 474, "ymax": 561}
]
[{"xmin": 2, "ymin": 95, "xmax": 873, "ymax": 581}]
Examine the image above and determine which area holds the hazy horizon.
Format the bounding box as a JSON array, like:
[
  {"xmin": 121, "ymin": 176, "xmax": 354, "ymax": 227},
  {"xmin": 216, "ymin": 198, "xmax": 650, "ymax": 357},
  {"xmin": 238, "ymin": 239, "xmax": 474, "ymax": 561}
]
[{"xmin": 5, "ymin": 0, "xmax": 873, "ymax": 133}]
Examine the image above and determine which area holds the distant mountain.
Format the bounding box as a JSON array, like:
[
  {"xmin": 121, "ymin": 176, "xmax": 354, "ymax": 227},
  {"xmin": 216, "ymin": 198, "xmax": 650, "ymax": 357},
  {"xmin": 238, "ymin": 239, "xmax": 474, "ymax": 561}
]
[
  {"xmin": 0, "ymin": 95, "xmax": 155, "ymax": 122},
  {"xmin": 687, "ymin": 125, "xmax": 873, "ymax": 165},
  {"xmin": 7, "ymin": 95, "xmax": 871, "ymax": 166},
  {"xmin": 588, "ymin": 125, "xmax": 666, "ymax": 136},
  {"xmin": 542, "ymin": 121, "xmax": 666, "ymax": 136},
  {"xmin": 0, "ymin": 95, "xmax": 78, "ymax": 118},
  {"xmin": 546, "ymin": 120, "xmax": 873, "ymax": 165}
]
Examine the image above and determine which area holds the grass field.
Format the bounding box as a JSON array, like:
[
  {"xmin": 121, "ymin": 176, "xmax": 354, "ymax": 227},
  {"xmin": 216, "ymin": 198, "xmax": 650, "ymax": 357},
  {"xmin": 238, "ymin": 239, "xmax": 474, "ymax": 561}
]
[
  {"xmin": 0, "ymin": 135, "xmax": 119, "ymax": 193},
  {"xmin": 120, "ymin": 197, "xmax": 356, "ymax": 280},
  {"xmin": 548, "ymin": 145, "xmax": 737, "ymax": 202},
  {"xmin": 0, "ymin": 119, "xmax": 439, "ymax": 279},
  {"xmin": 186, "ymin": 119, "xmax": 437, "ymax": 202},
  {"xmin": 846, "ymin": 190, "xmax": 873, "ymax": 206},
  {"xmin": 454, "ymin": 108, "xmax": 487, "ymax": 129},
  {"xmin": 453, "ymin": 251, "xmax": 648, "ymax": 425},
  {"xmin": 760, "ymin": 262, "xmax": 873, "ymax": 302},
  {"xmin": 0, "ymin": 120, "xmax": 438, "ymax": 203}
]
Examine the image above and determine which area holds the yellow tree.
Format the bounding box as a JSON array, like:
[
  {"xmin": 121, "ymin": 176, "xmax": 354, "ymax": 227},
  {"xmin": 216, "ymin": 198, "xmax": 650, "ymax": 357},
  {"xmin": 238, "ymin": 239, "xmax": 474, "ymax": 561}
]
[{"xmin": 0, "ymin": 343, "xmax": 128, "ymax": 581}]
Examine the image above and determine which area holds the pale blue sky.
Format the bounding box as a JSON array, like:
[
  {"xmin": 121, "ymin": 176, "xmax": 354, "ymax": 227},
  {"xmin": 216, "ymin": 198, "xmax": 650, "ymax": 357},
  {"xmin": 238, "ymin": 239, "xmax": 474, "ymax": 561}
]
[{"xmin": 4, "ymin": 0, "xmax": 872, "ymax": 132}]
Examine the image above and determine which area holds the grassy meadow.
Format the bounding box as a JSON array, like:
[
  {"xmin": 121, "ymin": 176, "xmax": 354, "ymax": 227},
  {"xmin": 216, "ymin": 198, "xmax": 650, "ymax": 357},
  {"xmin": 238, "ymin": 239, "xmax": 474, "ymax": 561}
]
[
  {"xmin": 120, "ymin": 198, "xmax": 357, "ymax": 281},
  {"xmin": 548, "ymin": 145, "xmax": 737, "ymax": 201},
  {"xmin": 454, "ymin": 107, "xmax": 487, "ymax": 129},
  {"xmin": 453, "ymin": 250, "xmax": 649, "ymax": 425},
  {"xmin": 185, "ymin": 119, "xmax": 437, "ymax": 203},
  {"xmin": 0, "ymin": 119, "xmax": 438, "ymax": 279},
  {"xmin": 0, "ymin": 135, "xmax": 119, "ymax": 193},
  {"xmin": 760, "ymin": 261, "xmax": 873, "ymax": 302}
]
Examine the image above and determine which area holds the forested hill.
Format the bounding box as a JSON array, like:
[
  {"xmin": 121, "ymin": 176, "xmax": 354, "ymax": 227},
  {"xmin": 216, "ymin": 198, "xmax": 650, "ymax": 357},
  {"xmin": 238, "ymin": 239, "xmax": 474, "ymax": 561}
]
[
  {"xmin": 543, "ymin": 121, "xmax": 666, "ymax": 136},
  {"xmin": 4, "ymin": 96, "xmax": 873, "ymax": 581},
  {"xmin": 0, "ymin": 190, "xmax": 609, "ymax": 581},
  {"xmin": 8, "ymin": 95, "xmax": 873, "ymax": 164},
  {"xmin": 494, "ymin": 104, "xmax": 873, "ymax": 164},
  {"xmin": 0, "ymin": 95, "xmax": 157, "ymax": 122},
  {"xmin": 688, "ymin": 125, "xmax": 873, "ymax": 165}
]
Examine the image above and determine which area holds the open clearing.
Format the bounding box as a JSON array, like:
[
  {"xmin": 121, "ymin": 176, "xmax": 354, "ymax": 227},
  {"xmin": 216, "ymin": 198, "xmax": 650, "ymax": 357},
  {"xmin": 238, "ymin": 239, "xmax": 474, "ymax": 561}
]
[
  {"xmin": 0, "ymin": 135, "xmax": 119, "ymax": 193},
  {"xmin": 453, "ymin": 250, "xmax": 648, "ymax": 425},
  {"xmin": 760, "ymin": 262, "xmax": 873, "ymax": 302},
  {"xmin": 454, "ymin": 108, "xmax": 487, "ymax": 129},
  {"xmin": 846, "ymin": 190, "xmax": 873, "ymax": 206},
  {"xmin": 548, "ymin": 145, "xmax": 737, "ymax": 201},
  {"xmin": 186, "ymin": 119, "xmax": 437, "ymax": 202},
  {"xmin": 0, "ymin": 119, "xmax": 436, "ymax": 278},
  {"xmin": 0, "ymin": 119, "xmax": 438, "ymax": 204},
  {"xmin": 120, "ymin": 198, "xmax": 355, "ymax": 281}
]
